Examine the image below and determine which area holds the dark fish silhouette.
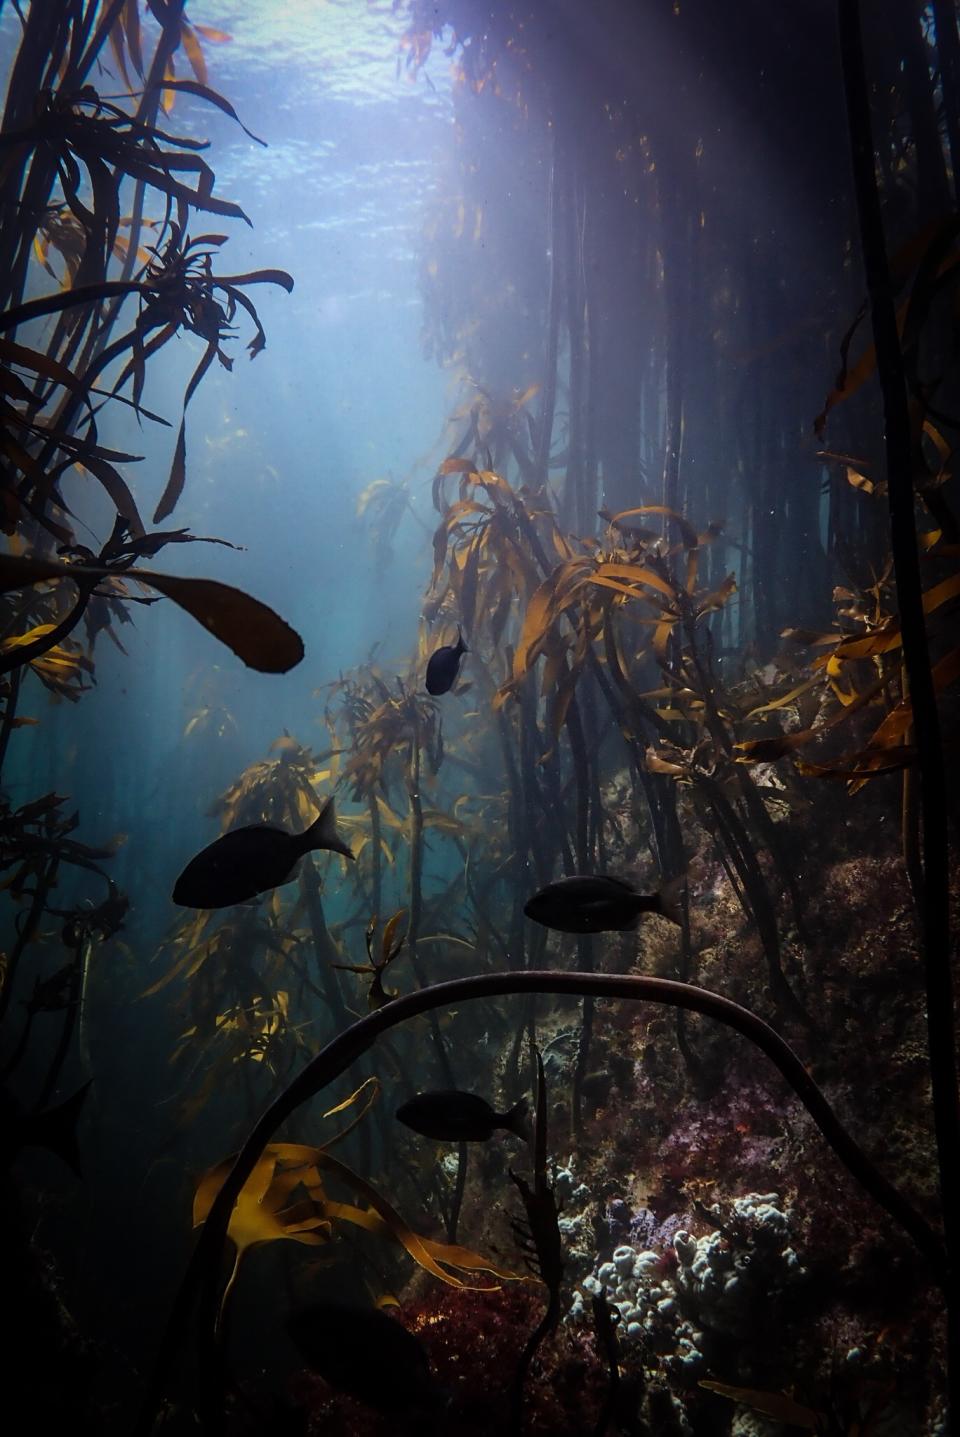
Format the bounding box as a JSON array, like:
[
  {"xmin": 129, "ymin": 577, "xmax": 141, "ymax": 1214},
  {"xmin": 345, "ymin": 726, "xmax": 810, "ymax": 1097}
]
[
  {"xmin": 286, "ymin": 1302, "xmax": 437, "ymax": 1415},
  {"xmin": 1, "ymin": 1080, "xmax": 92, "ymax": 1176},
  {"xmin": 425, "ymin": 626, "xmax": 468, "ymax": 695},
  {"xmin": 173, "ymin": 797, "xmax": 353, "ymax": 909},
  {"xmin": 524, "ymin": 873, "xmax": 684, "ymax": 934},
  {"xmin": 396, "ymin": 1089, "xmax": 530, "ymax": 1143}
]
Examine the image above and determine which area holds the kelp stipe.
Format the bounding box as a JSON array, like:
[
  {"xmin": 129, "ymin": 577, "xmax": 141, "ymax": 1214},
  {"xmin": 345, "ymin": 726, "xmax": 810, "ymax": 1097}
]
[
  {"xmin": 3, "ymin": 2, "xmax": 957, "ymax": 1431},
  {"xmin": 509, "ymin": 1048, "xmax": 564, "ymax": 1434},
  {"xmin": 191, "ymin": 1079, "xmax": 530, "ymax": 1336},
  {"xmin": 137, "ymin": 968, "xmax": 943, "ymax": 1434},
  {"xmin": 838, "ymin": 0, "xmax": 958, "ymax": 1418},
  {"xmin": 0, "ymin": 12, "xmax": 295, "ymax": 1422}
]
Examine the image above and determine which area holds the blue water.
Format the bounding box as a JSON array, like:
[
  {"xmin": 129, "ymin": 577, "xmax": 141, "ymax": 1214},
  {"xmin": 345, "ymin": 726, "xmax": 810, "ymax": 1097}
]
[
  {"xmin": 2, "ymin": 4, "xmax": 952, "ymax": 1432},
  {"xmin": 13, "ymin": 3, "xmax": 456, "ymax": 925},
  {"xmin": 1, "ymin": 5, "xmax": 469, "ymax": 1378}
]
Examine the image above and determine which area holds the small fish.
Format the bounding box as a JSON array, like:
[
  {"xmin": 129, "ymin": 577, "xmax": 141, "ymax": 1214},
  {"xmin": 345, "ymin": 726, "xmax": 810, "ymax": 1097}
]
[
  {"xmin": 286, "ymin": 1302, "xmax": 437, "ymax": 1415},
  {"xmin": 425, "ymin": 626, "xmax": 468, "ymax": 696},
  {"xmin": 396, "ymin": 1089, "xmax": 530, "ymax": 1143},
  {"xmin": 523, "ymin": 873, "xmax": 684, "ymax": 934},
  {"xmin": 173, "ymin": 797, "xmax": 353, "ymax": 909}
]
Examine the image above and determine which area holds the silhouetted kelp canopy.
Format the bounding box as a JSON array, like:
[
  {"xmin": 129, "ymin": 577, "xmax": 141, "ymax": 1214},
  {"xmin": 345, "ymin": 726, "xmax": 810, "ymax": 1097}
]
[{"xmin": 0, "ymin": 2, "xmax": 958, "ymax": 1436}]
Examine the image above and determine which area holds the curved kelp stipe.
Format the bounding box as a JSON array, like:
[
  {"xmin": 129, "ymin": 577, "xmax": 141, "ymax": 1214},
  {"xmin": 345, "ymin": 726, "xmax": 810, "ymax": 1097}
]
[{"xmin": 137, "ymin": 970, "xmax": 945, "ymax": 1436}]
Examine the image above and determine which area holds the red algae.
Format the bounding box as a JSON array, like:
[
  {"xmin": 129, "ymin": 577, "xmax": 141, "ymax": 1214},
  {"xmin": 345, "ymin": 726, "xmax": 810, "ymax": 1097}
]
[{"xmin": 290, "ymin": 1286, "xmax": 609, "ymax": 1436}]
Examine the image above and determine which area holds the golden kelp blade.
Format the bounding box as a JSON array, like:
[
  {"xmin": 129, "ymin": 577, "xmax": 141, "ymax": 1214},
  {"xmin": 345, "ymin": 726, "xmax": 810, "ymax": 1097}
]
[
  {"xmin": 843, "ymin": 646, "xmax": 960, "ymax": 793},
  {"xmin": 591, "ymin": 561, "xmax": 677, "ymax": 601},
  {"xmin": 132, "ymin": 569, "xmax": 305, "ymax": 674},
  {"xmin": 194, "ymin": 1138, "xmax": 531, "ymax": 1313},
  {"xmin": 511, "ymin": 557, "xmax": 593, "ymax": 679},
  {"xmin": 827, "ymin": 573, "xmax": 960, "ymax": 662},
  {"xmin": 192, "ymin": 22, "xmax": 233, "ymax": 43},
  {"xmin": 179, "ymin": 19, "xmax": 208, "ymax": 86},
  {"xmin": 380, "ymin": 908, "xmax": 408, "ymax": 964},
  {"xmin": 645, "ymin": 747, "xmax": 689, "ymax": 777},
  {"xmin": 742, "ymin": 674, "xmax": 822, "ymax": 717},
  {"xmin": 193, "ymin": 1145, "xmax": 333, "ymax": 1328},
  {"xmin": 191, "ymin": 1149, "xmax": 333, "ymax": 1253},
  {"xmin": 608, "ymin": 504, "xmax": 700, "ymax": 549},
  {"xmin": 0, "ymin": 553, "xmax": 304, "ymax": 674},
  {"xmin": 321, "ymin": 1076, "xmax": 381, "ymax": 1148},
  {"xmin": 699, "ymin": 1381, "xmax": 821, "ymax": 1430},
  {"xmin": 795, "ymin": 746, "xmax": 917, "ymax": 781},
  {"xmin": 313, "ymin": 1148, "xmax": 535, "ymax": 1291},
  {"xmin": 0, "ymin": 622, "xmax": 59, "ymax": 649}
]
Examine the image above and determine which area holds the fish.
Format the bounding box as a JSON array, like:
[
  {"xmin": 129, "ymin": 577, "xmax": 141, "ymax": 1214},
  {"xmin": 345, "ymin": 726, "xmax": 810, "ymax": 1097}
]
[
  {"xmin": 396, "ymin": 1089, "xmax": 530, "ymax": 1143},
  {"xmin": 286, "ymin": 1301, "xmax": 437, "ymax": 1415},
  {"xmin": 0, "ymin": 1080, "xmax": 92, "ymax": 1176},
  {"xmin": 425, "ymin": 625, "xmax": 468, "ymax": 695},
  {"xmin": 172, "ymin": 796, "xmax": 353, "ymax": 909},
  {"xmin": 523, "ymin": 873, "xmax": 684, "ymax": 934}
]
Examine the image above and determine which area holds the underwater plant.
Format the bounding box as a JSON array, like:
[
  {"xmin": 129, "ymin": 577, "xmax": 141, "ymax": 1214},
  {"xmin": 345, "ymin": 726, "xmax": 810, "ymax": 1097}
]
[
  {"xmin": 0, "ymin": 529, "xmax": 303, "ymax": 675},
  {"xmin": 141, "ymin": 964, "xmax": 945, "ymax": 1436},
  {"xmin": 192, "ymin": 1077, "xmax": 530, "ymax": 1333},
  {"xmin": 3, "ymin": 2, "xmax": 957, "ymax": 1434},
  {"xmin": 149, "ymin": 735, "xmax": 356, "ymax": 1126},
  {"xmin": 0, "ymin": 12, "xmax": 299, "ymax": 1429}
]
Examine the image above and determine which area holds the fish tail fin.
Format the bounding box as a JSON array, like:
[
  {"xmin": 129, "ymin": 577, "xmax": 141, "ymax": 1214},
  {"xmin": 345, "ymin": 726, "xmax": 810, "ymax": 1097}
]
[
  {"xmin": 656, "ymin": 874, "xmax": 687, "ymax": 927},
  {"xmin": 302, "ymin": 797, "xmax": 354, "ymax": 861},
  {"xmin": 504, "ymin": 1096, "xmax": 532, "ymax": 1143},
  {"xmin": 29, "ymin": 1080, "xmax": 92, "ymax": 1176}
]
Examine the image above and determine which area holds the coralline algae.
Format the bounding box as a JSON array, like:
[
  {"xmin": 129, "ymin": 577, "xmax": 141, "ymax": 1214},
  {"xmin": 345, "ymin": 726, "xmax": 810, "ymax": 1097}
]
[{"xmin": 571, "ymin": 1191, "xmax": 806, "ymax": 1380}]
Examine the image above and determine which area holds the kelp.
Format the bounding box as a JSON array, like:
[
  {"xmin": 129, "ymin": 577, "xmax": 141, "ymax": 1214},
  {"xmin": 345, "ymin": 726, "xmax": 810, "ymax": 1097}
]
[
  {"xmin": 0, "ymin": 227, "xmax": 293, "ymax": 531},
  {"xmin": 139, "ymin": 967, "xmax": 945, "ymax": 1435},
  {"xmin": 427, "ymin": 469, "xmax": 803, "ymax": 1018},
  {"xmin": 355, "ymin": 474, "xmax": 424, "ymax": 567},
  {"xmin": 0, "ymin": 548, "xmax": 303, "ymax": 675},
  {"xmin": 3, "ymin": 7, "xmax": 954, "ymax": 1433},
  {"xmin": 0, "ymin": 18, "xmax": 300, "ymax": 1405},
  {"xmin": 423, "ymin": 456, "xmax": 591, "ymax": 988},
  {"xmin": 814, "ymin": 215, "xmax": 960, "ymax": 443},
  {"xmin": 173, "ymin": 990, "xmax": 296, "ymax": 1073},
  {"xmin": 210, "ymin": 734, "xmax": 342, "ymax": 833},
  {"xmin": 733, "ymin": 534, "xmax": 959, "ymax": 793},
  {"xmin": 0, "ymin": 786, "xmax": 124, "ymax": 1105},
  {"xmin": 149, "ymin": 734, "xmax": 351, "ymax": 1101},
  {"xmin": 149, "ymin": 728, "xmax": 395, "ymax": 1153},
  {"xmin": 509, "ymin": 1049, "xmax": 563, "ymax": 1433},
  {"xmin": 321, "ymin": 666, "xmax": 468, "ymax": 1092},
  {"xmin": 699, "ymin": 1380, "xmax": 822, "ymax": 1431},
  {"xmin": 193, "ymin": 1097, "xmax": 531, "ymax": 1329},
  {"xmin": 837, "ymin": 11, "xmax": 959, "ymax": 1423},
  {"xmin": 149, "ymin": 920, "xmax": 323, "ymax": 1138},
  {"xmin": 0, "ymin": 83, "xmax": 251, "ymax": 291},
  {"xmin": 0, "ymin": 3, "xmax": 293, "ymax": 551},
  {"xmin": 0, "ymin": 622, "xmax": 95, "ymax": 700},
  {"xmin": 334, "ymin": 909, "xmax": 408, "ymax": 1010},
  {"xmin": 500, "ymin": 505, "xmax": 730, "ymax": 699}
]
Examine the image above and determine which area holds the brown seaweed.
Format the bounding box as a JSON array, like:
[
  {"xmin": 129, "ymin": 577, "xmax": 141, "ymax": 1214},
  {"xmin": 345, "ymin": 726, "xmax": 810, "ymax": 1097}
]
[{"xmin": 0, "ymin": 548, "xmax": 304, "ymax": 674}]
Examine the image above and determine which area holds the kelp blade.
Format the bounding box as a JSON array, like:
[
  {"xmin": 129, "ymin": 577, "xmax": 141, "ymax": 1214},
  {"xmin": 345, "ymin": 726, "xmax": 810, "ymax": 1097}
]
[
  {"xmin": 139, "ymin": 570, "xmax": 303, "ymax": 672},
  {"xmin": 0, "ymin": 553, "xmax": 303, "ymax": 674}
]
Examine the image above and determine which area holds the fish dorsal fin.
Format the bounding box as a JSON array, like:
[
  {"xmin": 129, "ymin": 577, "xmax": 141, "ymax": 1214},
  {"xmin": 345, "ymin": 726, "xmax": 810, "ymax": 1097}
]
[{"xmin": 300, "ymin": 797, "xmax": 354, "ymax": 861}]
